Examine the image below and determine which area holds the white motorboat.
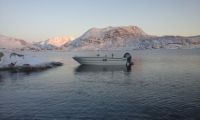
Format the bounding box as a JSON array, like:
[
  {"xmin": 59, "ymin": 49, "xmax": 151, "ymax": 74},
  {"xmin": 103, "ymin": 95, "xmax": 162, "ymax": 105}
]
[
  {"xmin": 73, "ymin": 56, "xmax": 127, "ymax": 65},
  {"xmin": 73, "ymin": 52, "xmax": 133, "ymax": 66}
]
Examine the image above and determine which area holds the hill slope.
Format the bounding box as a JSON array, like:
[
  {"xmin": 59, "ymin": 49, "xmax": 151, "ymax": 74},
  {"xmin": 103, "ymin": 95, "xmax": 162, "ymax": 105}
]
[
  {"xmin": 34, "ymin": 36, "xmax": 73, "ymax": 50},
  {"xmin": 66, "ymin": 26, "xmax": 200, "ymax": 50},
  {"xmin": 0, "ymin": 34, "xmax": 34, "ymax": 49}
]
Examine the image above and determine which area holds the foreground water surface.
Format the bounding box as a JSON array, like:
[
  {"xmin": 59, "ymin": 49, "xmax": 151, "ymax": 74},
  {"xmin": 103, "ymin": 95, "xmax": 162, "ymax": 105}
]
[{"xmin": 0, "ymin": 49, "xmax": 200, "ymax": 120}]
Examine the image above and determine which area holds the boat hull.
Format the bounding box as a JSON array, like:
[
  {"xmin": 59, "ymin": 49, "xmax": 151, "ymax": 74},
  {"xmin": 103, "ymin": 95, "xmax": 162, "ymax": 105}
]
[{"xmin": 73, "ymin": 57, "xmax": 127, "ymax": 65}]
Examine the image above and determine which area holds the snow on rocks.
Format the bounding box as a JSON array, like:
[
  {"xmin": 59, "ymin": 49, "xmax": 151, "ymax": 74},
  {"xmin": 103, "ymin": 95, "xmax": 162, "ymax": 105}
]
[{"xmin": 0, "ymin": 49, "xmax": 63, "ymax": 72}]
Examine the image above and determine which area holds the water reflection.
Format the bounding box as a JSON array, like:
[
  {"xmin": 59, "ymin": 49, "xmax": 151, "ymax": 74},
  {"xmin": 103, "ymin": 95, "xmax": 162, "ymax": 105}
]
[
  {"xmin": 0, "ymin": 72, "xmax": 29, "ymax": 82},
  {"xmin": 0, "ymin": 70, "xmax": 47, "ymax": 82},
  {"xmin": 74, "ymin": 65, "xmax": 129, "ymax": 72},
  {"xmin": 0, "ymin": 74, "xmax": 3, "ymax": 81}
]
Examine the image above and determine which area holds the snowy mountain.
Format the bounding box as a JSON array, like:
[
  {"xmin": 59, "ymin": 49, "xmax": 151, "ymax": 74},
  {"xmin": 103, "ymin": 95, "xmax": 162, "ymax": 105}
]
[
  {"xmin": 0, "ymin": 34, "xmax": 37, "ymax": 50},
  {"xmin": 1, "ymin": 26, "xmax": 200, "ymax": 51},
  {"xmin": 67, "ymin": 26, "xmax": 200, "ymax": 50},
  {"xmin": 47, "ymin": 36, "xmax": 73, "ymax": 47},
  {"xmin": 0, "ymin": 34, "xmax": 73, "ymax": 50},
  {"xmin": 34, "ymin": 36, "xmax": 73, "ymax": 50},
  {"xmin": 34, "ymin": 40, "xmax": 57, "ymax": 50}
]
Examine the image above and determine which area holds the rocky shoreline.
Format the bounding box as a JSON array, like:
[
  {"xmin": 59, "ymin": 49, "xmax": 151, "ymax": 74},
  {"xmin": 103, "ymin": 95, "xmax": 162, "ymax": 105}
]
[
  {"xmin": 0, "ymin": 62, "xmax": 63, "ymax": 72},
  {"xmin": 0, "ymin": 51, "xmax": 63, "ymax": 72}
]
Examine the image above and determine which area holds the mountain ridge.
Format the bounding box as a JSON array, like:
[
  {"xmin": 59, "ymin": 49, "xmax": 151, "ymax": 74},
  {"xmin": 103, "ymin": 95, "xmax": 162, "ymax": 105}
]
[
  {"xmin": 66, "ymin": 25, "xmax": 200, "ymax": 50},
  {"xmin": 34, "ymin": 35, "xmax": 73, "ymax": 50},
  {"xmin": 0, "ymin": 34, "xmax": 35, "ymax": 49},
  {"xmin": 67, "ymin": 26, "xmax": 150, "ymax": 50},
  {"xmin": 1, "ymin": 26, "xmax": 200, "ymax": 51}
]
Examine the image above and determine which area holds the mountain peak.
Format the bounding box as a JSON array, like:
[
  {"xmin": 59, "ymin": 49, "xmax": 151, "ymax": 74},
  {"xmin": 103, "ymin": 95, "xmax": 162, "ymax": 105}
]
[
  {"xmin": 80, "ymin": 25, "xmax": 147, "ymax": 39},
  {"xmin": 34, "ymin": 35, "xmax": 74, "ymax": 50},
  {"xmin": 69, "ymin": 25, "xmax": 149, "ymax": 49},
  {"xmin": 48, "ymin": 36, "xmax": 73, "ymax": 47}
]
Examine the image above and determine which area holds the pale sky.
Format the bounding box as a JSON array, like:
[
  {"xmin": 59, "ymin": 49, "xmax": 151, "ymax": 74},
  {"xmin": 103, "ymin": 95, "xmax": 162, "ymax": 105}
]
[{"xmin": 0, "ymin": 0, "xmax": 200, "ymax": 41}]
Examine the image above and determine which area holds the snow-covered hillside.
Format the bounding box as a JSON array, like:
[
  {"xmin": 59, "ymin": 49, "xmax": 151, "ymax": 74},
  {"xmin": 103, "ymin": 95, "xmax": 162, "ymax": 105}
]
[
  {"xmin": 67, "ymin": 26, "xmax": 200, "ymax": 50},
  {"xmin": 0, "ymin": 34, "xmax": 36, "ymax": 50},
  {"xmin": 1, "ymin": 26, "xmax": 200, "ymax": 51},
  {"xmin": 34, "ymin": 36, "xmax": 73, "ymax": 50},
  {"xmin": 48, "ymin": 36, "xmax": 73, "ymax": 47},
  {"xmin": 34, "ymin": 40, "xmax": 58, "ymax": 50},
  {"xmin": 0, "ymin": 34, "xmax": 73, "ymax": 50},
  {"xmin": 67, "ymin": 26, "xmax": 149, "ymax": 50}
]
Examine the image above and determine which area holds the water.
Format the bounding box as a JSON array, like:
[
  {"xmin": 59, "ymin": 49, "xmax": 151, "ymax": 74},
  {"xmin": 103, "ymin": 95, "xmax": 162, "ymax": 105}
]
[{"xmin": 0, "ymin": 49, "xmax": 200, "ymax": 120}]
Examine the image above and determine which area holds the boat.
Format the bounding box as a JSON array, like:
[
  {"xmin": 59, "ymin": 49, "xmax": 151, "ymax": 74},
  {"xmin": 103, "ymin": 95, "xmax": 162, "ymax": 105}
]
[
  {"xmin": 73, "ymin": 56, "xmax": 127, "ymax": 65},
  {"xmin": 73, "ymin": 52, "xmax": 133, "ymax": 66}
]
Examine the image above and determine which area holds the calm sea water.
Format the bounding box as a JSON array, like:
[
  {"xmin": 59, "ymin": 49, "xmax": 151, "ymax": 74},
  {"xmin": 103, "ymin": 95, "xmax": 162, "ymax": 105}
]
[{"xmin": 0, "ymin": 49, "xmax": 200, "ymax": 120}]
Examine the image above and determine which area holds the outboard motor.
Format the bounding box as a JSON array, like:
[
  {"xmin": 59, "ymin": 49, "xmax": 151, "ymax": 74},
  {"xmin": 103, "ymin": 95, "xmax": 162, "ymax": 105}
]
[{"xmin": 123, "ymin": 52, "xmax": 133, "ymax": 71}]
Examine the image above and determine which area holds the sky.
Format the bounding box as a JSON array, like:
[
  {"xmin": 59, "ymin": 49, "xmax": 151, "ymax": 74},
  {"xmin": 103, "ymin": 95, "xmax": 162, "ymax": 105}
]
[{"xmin": 0, "ymin": 0, "xmax": 200, "ymax": 41}]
